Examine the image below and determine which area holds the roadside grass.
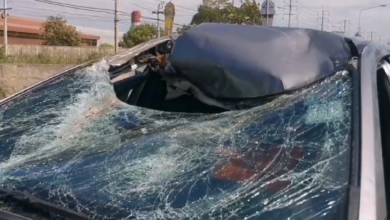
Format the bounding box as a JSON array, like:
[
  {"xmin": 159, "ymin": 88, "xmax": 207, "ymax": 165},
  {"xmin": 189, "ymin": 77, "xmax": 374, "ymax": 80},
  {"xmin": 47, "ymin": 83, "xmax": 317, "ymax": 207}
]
[
  {"xmin": 0, "ymin": 87, "xmax": 5, "ymax": 100},
  {"xmin": 0, "ymin": 50, "xmax": 111, "ymax": 64}
]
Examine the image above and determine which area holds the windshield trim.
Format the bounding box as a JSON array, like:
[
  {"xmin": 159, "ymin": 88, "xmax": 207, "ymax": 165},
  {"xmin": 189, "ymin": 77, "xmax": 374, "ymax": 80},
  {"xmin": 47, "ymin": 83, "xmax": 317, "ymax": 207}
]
[
  {"xmin": 0, "ymin": 187, "xmax": 89, "ymax": 220},
  {"xmin": 0, "ymin": 209, "xmax": 32, "ymax": 220},
  {"xmin": 345, "ymin": 61, "xmax": 361, "ymax": 220}
]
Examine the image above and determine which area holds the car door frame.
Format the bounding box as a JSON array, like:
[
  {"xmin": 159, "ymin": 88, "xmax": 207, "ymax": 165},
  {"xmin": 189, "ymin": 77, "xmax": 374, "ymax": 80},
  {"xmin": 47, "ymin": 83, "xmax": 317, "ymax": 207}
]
[{"xmin": 358, "ymin": 42, "xmax": 390, "ymax": 220}]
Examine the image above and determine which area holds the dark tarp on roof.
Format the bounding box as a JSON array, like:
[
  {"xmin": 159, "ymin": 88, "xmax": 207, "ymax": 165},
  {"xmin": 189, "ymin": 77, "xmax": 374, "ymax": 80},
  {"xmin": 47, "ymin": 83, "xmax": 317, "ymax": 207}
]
[{"xmin": 169, "ymin": 23, "xmax": 352, "ymax": 99}]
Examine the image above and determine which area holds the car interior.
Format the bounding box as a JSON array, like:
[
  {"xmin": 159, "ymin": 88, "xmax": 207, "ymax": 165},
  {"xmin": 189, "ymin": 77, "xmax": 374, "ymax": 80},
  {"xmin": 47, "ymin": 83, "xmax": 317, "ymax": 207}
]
[{"xmin": 108, "ymin": 40, "xmax": 227, "ymax": 114}]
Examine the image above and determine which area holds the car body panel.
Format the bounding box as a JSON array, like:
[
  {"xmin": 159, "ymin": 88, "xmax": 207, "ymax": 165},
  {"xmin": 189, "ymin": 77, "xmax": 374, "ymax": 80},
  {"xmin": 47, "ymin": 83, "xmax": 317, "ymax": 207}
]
[
  {"xmin": 358, "ymin": 43, "xmax": 390, "ymax": 220},
  {"xmin": 105, "ymin": 36, "xmax": 171, "ymax": 67}
]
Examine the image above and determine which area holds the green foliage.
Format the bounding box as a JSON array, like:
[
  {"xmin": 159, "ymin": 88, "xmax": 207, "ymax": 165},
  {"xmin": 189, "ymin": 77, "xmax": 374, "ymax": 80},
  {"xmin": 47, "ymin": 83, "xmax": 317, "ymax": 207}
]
[
  {"xmin": 42, "ymin": 16, "xmax": 82, "ymax": 46},
  {"xmin": 0, "ymin": 87, "xmax": 5, "ymax": 100},
  {"xmin": 234, "ymin": 0, "xmax": 262, "ymax": 25},
  {"xmin": 191, "ymin": 0, "xmax": 262, "ymax": 26},
  {"xmin": 176, "ymin": 25, "xmax": 195, "ymax": 34},
  {"xmin": 120, "ymin": 24, "xmax": 158, "ymax": 48},
  {"xmin": 202, "ymin": 0, "xmax": 230, "ymax": 8}
]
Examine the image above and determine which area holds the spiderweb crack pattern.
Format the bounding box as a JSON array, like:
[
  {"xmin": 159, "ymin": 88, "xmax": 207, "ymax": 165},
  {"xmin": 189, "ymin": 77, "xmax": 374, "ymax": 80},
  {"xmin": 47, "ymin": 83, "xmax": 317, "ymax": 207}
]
[{"xmin": 0, "ymin": 61, "xmax": 352, "ymax": 220}]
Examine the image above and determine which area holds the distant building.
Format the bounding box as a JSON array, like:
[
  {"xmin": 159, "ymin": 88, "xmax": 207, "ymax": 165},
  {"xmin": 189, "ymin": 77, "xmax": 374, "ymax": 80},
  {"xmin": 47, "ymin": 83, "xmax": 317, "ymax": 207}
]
[
  {"xmin": 0, "ymin": 16, "xmax": 100, "ymax": 46},
  {"xmin": 261, "ymin": 0, "xmax": 276, "ymax": 26},
  {"xmin": 131, "ymin": 11, "xmax": 141, "ymax": 29}
]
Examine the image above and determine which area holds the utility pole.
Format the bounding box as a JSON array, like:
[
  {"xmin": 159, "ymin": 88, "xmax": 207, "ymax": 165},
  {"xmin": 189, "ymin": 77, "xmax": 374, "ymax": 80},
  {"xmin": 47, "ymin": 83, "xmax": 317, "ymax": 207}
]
[
  {"xmin": 266, "ymin": 0, "xmax": 269, "ymax": 26},
  {"xmin": 317, "ymin": 7, "xmax": 329, "ymax": 31},
  {"xmin": 370, "ymin": 32, "xmax": 374, "ymax": 41},
  {"xmin": 358, "ymin": 27, "xmax": 366, "ymax": 39},
  {"xmin": 288, "ymin": 0, "xmax": 292, "ymax": 27},
  {"xmin": 1, "ymin": 0, "xmax": 11, "ymax": 56},
  {"xmin": 114, "ymin": 0, "xmax": 119, "ymax": 53},
  {"xmin": 341, "ymin": 19, "xmax": 350, "ymax": 34},
  {"xmin": 283, "ymin": 0, "xmax": 297, "ymax": 27},
  {"xmin": 152, "ymin": 1, "xmax": 164, "ymax": 38}
]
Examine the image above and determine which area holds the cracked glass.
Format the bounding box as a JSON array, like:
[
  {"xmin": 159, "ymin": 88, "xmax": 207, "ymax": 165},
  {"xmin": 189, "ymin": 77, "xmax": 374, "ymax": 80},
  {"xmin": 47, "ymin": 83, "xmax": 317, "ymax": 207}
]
[{"xmin": 0, "ymin": 61, "xmax": 352, "ymax": 220}]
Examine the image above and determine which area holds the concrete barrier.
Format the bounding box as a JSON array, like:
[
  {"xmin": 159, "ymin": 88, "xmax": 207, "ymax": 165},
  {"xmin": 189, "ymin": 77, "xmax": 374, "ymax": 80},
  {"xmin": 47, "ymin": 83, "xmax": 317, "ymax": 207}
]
[{"xmin": 0, "ymin": 64, "xmax": 74, "ymax": 97}]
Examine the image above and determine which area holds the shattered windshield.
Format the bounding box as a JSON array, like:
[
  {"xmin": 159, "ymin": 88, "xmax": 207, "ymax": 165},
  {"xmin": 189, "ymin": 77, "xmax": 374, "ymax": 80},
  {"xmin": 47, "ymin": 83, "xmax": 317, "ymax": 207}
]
[{"xmin": 0, "ymin": 61, "xmax": 352, "ymax": 220}]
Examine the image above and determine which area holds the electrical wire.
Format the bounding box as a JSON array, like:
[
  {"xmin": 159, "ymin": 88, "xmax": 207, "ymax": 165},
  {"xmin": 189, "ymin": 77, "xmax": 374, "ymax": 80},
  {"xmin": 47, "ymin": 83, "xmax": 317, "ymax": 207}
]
[
  {"xmin": 17, "ymin": 0, "xmax": 351, "ymax": 32},
  {"xmin": 27, "ymin": 0, "xmax": 132, "ymax": 16},
  {"xmin": 14, "ymin": 6, "xmax": 113, "ymax": 19}
]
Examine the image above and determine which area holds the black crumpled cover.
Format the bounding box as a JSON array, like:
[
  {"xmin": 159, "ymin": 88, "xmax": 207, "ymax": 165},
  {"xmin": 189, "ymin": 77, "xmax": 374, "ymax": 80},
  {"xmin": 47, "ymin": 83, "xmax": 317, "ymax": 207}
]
[{"xmin": 169, "ymin": 23, "xmax": 352, "ymax": 99}]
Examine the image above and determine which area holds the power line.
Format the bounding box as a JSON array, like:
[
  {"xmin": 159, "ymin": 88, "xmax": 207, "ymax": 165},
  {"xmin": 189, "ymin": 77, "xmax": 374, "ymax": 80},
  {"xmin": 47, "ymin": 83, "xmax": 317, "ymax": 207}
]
[
  {"xmin": 12, "ymin": 6, "xmax": 138, "ymax": 24},
  {"xmin": 143, "ymin": 0, "xmax": 197, "ymax": 12},
  {"xmin": 17, "ymin": 0, "xmax": 354, "ymax": 35},
  {"xmin": 317, "ymin": 7, "xmax": 329, "ymax": 31},
  {"xmin": 297, "ymin": 11, "xmax": 318, "ymax": 28},
  {"xmin": 130, "ymin": 2, "xmax": 153, "ymax": 11},
  {"xmin": 29, "ymin": 0, "xmax": 132, "ymax": 16},
  {"xmin": 282, "ymin": 0, "xmax": 297, "ymax": 27},
  {"xmin": 14, "ymin": 5, "xmax": 184, "ymax": 27},
  {"xmin": 340, "ymin": 19, "xmax": 350, "ymax": 34},
  {"xmin": 124, "ymin": 0, "xmax": 196, "ymax": 14},
  {"xmin": 14, "ymin": 6, "xmax": 112, "ymax": 19},
  {"xmin": 24, "ymin": 0, "xmax": 128, "ymax": 48}
]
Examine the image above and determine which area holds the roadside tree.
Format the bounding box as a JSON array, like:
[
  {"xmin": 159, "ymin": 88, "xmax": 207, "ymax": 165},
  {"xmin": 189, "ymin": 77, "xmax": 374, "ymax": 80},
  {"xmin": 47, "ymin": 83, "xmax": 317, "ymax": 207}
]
[
  {"xmin": 42, "ymin": 16, "xmax": 81, "ymax": 46},
  {"xmin": 191, "ymin": 0, "xmax": 262, "ymax": 25},
  {"xmin": 120, "ymin": 24, "xmax": 158, "ymax": 48}
]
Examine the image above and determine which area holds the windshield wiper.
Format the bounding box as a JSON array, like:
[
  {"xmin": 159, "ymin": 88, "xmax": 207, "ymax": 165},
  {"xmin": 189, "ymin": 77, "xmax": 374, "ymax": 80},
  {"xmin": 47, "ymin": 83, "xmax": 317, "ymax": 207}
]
[{"xmin": 0, "ymin": 187, "xmax": 89, "ymax": 220}]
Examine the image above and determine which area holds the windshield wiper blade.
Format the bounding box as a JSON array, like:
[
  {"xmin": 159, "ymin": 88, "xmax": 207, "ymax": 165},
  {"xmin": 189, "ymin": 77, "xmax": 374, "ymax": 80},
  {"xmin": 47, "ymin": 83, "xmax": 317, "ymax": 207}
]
[{"xmin": 0, "ymin": 187, "xmax": 89, "ymax": 220}]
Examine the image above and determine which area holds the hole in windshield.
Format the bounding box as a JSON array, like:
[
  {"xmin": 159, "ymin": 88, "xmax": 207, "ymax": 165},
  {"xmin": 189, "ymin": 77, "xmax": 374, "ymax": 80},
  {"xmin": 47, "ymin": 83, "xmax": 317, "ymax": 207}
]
[{"xmin": 0, "ymin": 61, "xmax": 352, "ymax": 220}]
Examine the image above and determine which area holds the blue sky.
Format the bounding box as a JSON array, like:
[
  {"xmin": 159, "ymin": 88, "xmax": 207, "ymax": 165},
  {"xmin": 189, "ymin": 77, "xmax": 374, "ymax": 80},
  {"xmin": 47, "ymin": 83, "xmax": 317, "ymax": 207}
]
[{"xmin": 8, "ymin": 0, "xmax": 390, "ymax": 44}]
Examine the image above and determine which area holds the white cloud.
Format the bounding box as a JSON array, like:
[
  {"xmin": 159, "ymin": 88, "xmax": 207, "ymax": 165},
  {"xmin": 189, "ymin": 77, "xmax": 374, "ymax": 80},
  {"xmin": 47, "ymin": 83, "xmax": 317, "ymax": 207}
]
[{"xmin": 9, "ymin": 0, "xmax": 390, "ymax": 43}]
